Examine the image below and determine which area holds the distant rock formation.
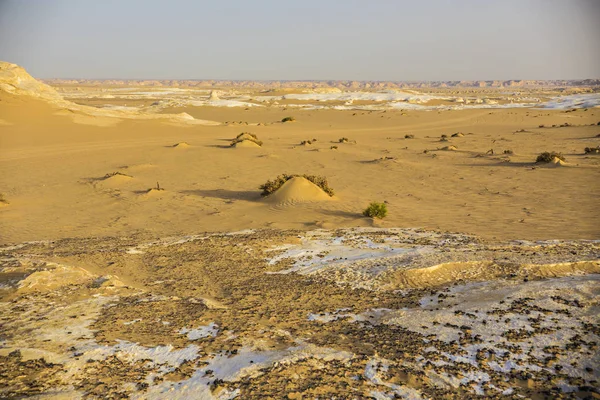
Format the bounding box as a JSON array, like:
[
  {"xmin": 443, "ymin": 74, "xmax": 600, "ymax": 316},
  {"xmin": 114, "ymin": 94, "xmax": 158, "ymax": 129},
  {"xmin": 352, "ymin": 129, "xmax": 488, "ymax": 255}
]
[
  {"xmin": 0, "ymin": 61, "xmax": 220, "ymax": 126},
  {"xmin": 0, "ymin": 61, "xmax": 67, "ymax": 104},
  {"xmin": 42, "ymin": 76, "xmax": 600, "ymax": 90}
]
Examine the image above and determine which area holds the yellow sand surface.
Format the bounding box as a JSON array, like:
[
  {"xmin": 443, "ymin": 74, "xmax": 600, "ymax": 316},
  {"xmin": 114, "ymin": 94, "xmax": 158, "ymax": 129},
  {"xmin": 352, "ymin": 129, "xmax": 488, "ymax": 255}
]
[{"xmin": 1, "ymin": 63, "xmax": 599, "ymax": 243}]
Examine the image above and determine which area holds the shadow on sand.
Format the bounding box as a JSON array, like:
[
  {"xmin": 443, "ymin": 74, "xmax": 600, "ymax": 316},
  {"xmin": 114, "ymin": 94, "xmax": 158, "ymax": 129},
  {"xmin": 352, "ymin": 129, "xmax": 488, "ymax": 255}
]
[{"xmin": 182, "ymin": 189, "xmax": 261, "ymax": 201}]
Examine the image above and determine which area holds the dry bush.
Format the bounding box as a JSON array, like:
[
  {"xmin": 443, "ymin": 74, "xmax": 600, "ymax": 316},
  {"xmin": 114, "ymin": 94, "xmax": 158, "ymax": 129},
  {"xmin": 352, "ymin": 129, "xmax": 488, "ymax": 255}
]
[
  {"xmin": 536, "ymin": 152, "xmax": 565, "ymax": 163},
  {"xmin": 230, "ymin": 134, "xmax": 263, "ymax": 147},
  {"xmin": 259, "ymin": 174, "xmax": 334, "ymax": 197}
]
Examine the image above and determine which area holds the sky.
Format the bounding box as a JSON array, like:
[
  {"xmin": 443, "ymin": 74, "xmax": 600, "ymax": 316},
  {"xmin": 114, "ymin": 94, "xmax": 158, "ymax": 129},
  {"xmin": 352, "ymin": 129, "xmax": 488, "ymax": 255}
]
[{"xmin": 0, "ymin": 0, "xmax": 599, "ymax": 81}]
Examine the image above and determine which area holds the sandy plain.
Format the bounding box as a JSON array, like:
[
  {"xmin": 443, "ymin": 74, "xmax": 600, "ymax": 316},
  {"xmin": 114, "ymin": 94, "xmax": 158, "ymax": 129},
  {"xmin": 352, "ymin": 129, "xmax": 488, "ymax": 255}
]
[{"xmin": 1, "ymin": 62, "xmax": 599, "ymax": 399}]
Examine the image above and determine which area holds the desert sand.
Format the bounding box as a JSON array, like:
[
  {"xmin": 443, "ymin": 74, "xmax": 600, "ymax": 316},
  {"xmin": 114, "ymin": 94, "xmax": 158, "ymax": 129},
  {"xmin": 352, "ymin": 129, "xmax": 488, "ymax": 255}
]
[{"xmin": 1, "ymin": 61, "xmax": 599, "ymax": 399}]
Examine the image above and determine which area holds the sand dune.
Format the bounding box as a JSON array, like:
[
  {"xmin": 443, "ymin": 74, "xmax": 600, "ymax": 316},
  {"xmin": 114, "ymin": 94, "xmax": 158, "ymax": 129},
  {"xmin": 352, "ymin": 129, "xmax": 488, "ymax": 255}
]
[
  {"xmin": 263, "ymin": 177, "xmax": 334, "ymax": 204},
  {"xmin": 171, "ymin": 142, "xmax": 190, "ymax": 148},
  {"xmin": 389, "ymin": 260, "xmax": 600, "ymax": 289},
  {"xmin": 232, "ymin": 139, "xmax": 261, "ymax": 148}
]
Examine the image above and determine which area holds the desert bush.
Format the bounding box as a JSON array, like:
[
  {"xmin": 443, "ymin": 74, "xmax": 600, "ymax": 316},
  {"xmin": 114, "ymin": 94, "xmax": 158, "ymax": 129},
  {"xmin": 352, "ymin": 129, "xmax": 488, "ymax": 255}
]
[
  {"xmin": 405, "ymin": 134, "xmax": 414, "ymax": 139},
  {"xmin": 441, "ymin": 134, "xmax": 448, "ymax": 138},
  {"xmin": 259, "ymin": 174, "xmax": 334, "ymax": 197},
  {"xmin": 148, "ymin": 182, "xmax": 165, "ymax": 192},
  {"xmin": 281, "ymin": 116, "xmax": 295, "ymax": 123},
  {"xmin": 236, "ymin": 132, "xmax": 258, "ymax": 140},
  {"xmin": 330, "ymin": 145, "xmax": 338, "ymax": 150},
  {"xmin": 584, "ymin": 146, "xmax": 600, "ymax": 154},
  {"xmin": 103, "ymin": 172, "xmax": 132, "ymax": 179},
  {"xmin": 230, "ymin": 135, "xmax": 263, "ymax": 147},
  {"xmin": 536, "ymin": 152, "xmax": 565, "ymax": 163},
  {"xmin": 338, "ymin": 137, "xmax": 349, "ymax": 143},
  {"xmin": 0, "ymin": 193, "xmax": 8, "ymax": 204},
  {"xmin": 300, "ymin": 139, "xmax": 317, "ymax": 145},
  {"xmin": 503, "ymin": 149, "xmax": 513, "ymax": 154},
  {"xmin": 363, "ymin": 202, "xmax": 388, "ymax": 219}
]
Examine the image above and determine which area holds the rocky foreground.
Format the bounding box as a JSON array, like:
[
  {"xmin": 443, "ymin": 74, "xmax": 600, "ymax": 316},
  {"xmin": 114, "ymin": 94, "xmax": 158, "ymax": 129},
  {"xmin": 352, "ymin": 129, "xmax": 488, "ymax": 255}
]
[{"xmin": 1, "ymin": 228, "xmax": 599, "ymax": 399}]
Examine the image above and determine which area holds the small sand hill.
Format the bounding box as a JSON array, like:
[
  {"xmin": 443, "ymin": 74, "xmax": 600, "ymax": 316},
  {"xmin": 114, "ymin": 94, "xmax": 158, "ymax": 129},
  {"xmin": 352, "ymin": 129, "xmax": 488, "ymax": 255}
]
[
  {"xmin": 265, "ymin": 177, "xmax": 333, "ymax": 203},
  {"xmin": 139, "ymin": 184, "xmax": 168, "ymax": 198},
  {"xmin": 17, "ymin": 263, "xmax": 125, "ymax": 294},
  {"xmin": 536, "ymin": 156, "xmax": 568, "ymax": 168},
  {"xmin": 547, "ymin": 157, "xmax": 568, "ymax": 167},
  {"xmin": 440, "ymin": 145, "xmax": 458, "ymax": 151},
  {"xmin": 98, "ymin": 173, "xmax": 133, "ymax": 188},
  {"xmin": 388, "ymin": 260, "xmax": 599, "ymax": 289},
  {"xmin": 18, "ymin": 263, "xmax": 96, "ymax": 293},
  {"xmin": 236, "ymin": 133, "xmax": 258, "ymax": 141},
  {"xmin": 172, "ymin": 142, "xmax": 190, "ymax": 148},
  {"xmin": 233, "ymin": 139, "xmax": 261, "ymax": 148}
]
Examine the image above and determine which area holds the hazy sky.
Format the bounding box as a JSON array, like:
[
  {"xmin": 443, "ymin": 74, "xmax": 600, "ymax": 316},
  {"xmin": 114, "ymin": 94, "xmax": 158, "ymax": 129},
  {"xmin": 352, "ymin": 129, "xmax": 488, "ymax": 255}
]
[{"xmin": 0, "ymin": 0, "xmax": 599, "ymax": 81}]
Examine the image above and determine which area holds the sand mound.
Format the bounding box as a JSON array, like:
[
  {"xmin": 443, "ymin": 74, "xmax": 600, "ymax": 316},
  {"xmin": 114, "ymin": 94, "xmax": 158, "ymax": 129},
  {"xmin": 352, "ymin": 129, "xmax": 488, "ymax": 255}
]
[
  {"xmin": 18, "ymin": 264, "xmax": 95, "ymax": 293},
  {"xmin": 172, "ymin": 142, "xmax": 190, "ymax": 148},
  {"xmin": 391, "ymin": 261, "xmax": 496, "ymax": 288},
  {"xmin": 440, "ymin": 145, "xmax": 458, "ymax": 151},
  {"xmin": 264, "ymin": 177, "xmax": 333, "ymax": 204},
  {"xmin": 537, "ymin": 157, "xmax": 568, "ymax": 168},
  {"xmin": 236, "ymin": 133, "xmax": 258, "ymax": 142},
  {"xmin": 549, "ymin": 157, "xmax": 567, "ymax": 166},
  {"xmin": 233, "ymin": 139, "xmax": 261, "ymax": 148},
  {"xmin": 98, "ymin": 173, "xmax": 133, "ymax": 188},
  {"xmin": 521, "ymin": 261, "xmax": 599, "ymax": 277},
  {"xmin": 388, "ymin": 260, "xmax": 599, "ymax": 289},
  {"xmin": 140, "ymin": 187, "xmax": 167, "ymax": 198}
]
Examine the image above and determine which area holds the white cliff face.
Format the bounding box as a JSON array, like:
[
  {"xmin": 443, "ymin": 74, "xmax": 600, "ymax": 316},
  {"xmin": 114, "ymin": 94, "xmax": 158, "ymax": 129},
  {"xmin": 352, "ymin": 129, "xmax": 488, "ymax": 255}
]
[
  {"xmin": 0, "ymin": 61, "xmax": 67, "ymax": 103},
  {"xmin": 0, "ymin": 61, "xmax": 220, "ymax": 126}
]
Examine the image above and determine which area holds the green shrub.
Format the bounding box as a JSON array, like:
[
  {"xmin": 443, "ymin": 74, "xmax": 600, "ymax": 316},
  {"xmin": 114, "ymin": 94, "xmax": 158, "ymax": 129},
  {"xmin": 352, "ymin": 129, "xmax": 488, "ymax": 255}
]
[
  {"xmin": 536, "ymin": 152, "xmax": 565, "ymax": 163},
  {"xmin": 281, "ymin": 116, "xmax": 295, "ymax": 123},
  {"xmin": 259, "ymin": 174, "xmax": 334, "ymax": 197},
  {"xmin": 363, "ymin": 202, "xmax": 388, "ymax": 219}
]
